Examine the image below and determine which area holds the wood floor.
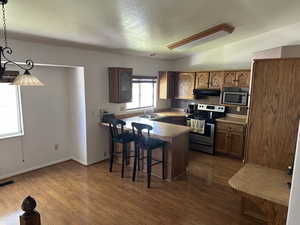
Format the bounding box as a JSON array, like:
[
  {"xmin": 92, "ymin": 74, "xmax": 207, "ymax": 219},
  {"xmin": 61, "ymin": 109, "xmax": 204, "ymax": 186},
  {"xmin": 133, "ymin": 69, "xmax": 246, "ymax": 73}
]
[{"xmin": 0, "ymin": 152, "xmax": 262, "ymax": 225}]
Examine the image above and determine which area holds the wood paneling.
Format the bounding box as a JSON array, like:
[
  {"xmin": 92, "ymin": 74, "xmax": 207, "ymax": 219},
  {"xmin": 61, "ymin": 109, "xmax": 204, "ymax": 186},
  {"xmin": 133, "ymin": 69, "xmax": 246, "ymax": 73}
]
[
  {"xmin": 209, "ymin": 71, "xmax": 224, "ymax": 89},
  {"xmin": 174, "ymin": 72, "xmax": 195, "ymax": 99},
  {"xmin": 245, "ymin": 58, "xmax": 300, "ymax": 170},
  {"xmin": 195, "ymin": 72, "xmax": 209, "ymax": 89},
  {"xmin": 241, "ymin": 193, "xmax": 288, "ymax": 225},
  {"xmin": 0, "ymin": 153, "xmax": 261, "ymax": 225}
]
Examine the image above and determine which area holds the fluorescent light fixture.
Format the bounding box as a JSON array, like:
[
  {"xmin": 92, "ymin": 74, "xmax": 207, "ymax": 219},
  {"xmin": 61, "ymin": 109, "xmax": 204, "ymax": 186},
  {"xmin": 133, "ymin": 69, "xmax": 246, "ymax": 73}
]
[{"xmin": 167, "ymin": 23, "xmax": 235, "ymax": 50}]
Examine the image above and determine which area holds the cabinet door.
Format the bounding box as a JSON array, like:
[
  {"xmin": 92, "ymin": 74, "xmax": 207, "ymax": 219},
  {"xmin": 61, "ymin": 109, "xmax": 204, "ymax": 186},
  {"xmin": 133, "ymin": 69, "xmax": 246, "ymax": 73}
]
[
  {"xmin": 228, "ymin": 131, "xmax": 245, "ymax": 159},
  {"xmin": 175, "ymin": 72, "xmax": 195, "ymax": 99},
  {"xmin": 159, "ymin": 72, "xmax": 169, "ymax": 99},
  {"xmin": 223, "ymin": 71, "xmax": 237, "ymax": 87},
  {"xmin": 215, "ymin": 130, "xmax": 228, "ymax": 154},
  {"xmin": 195, "ymin": 72, "xmax": 209, "ymax": 89},
  {"xmin": 236, "ymin": 71, "xmax": 251, "ymax": 88},
  {"xmin": 209, "ymin": 71, "xmax": 224, "ymax": 89},
  {"xmin": 119, "ymin": 68, "xmax": 133, "ymax": 103}
]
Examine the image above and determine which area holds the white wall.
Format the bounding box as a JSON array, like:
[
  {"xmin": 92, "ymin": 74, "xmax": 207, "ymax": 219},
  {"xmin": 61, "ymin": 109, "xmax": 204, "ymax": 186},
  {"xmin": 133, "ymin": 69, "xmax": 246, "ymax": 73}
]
[
  {"xmin": 0, "ymin": 66, "xmax": 74, "ymax": 179},
  {"xmin": 0, "ymin": 38, "xmax": 173, "ymax": 179},
  {"xmin": 67, "ymin": 67, "xmax": 88, "ymax": 165},
  {"xmin": 287, "ymin": 121, "xmax": 300, "ymax": 225},
  {"xmin": 173, "ymin": 21, "xmax": 300, "ymax": 71}
]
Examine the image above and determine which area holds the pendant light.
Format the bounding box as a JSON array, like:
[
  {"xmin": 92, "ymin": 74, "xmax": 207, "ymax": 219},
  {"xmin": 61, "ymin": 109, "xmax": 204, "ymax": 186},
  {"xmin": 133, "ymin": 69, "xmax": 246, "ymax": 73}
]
[{"xmin": 0, "ymin": 0, "xmax": 44, "ymax": 86}]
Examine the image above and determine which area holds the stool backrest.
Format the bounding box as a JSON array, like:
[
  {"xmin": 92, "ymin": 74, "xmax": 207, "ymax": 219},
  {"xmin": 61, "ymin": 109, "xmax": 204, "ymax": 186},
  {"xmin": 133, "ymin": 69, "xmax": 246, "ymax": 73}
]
[
  {"xmin": 131, "ymin": 122, "xmax": 153, "ymax": 138},
  {"xmin": 108, "ymin": 118, "xmax": 126, "ymax": 138}
]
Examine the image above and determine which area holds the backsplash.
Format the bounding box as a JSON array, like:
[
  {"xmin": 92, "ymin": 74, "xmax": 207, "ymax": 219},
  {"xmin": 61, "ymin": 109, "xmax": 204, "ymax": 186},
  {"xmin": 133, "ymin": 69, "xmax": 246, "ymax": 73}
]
[{"xmin": 171, "ymin": 98, "xmax": 248, "ymax": 115}]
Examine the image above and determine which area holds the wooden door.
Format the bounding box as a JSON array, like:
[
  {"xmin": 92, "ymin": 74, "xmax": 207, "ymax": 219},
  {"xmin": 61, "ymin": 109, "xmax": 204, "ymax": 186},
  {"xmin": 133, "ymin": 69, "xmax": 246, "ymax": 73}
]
[
  {"xmin": 195, "ymin": 72, "xmax": 209, "ymax": 89},
  {"xmin": 223, "ymin": 71, "xmax": 237, "ymax": 87},
  {"xmin": 236, "ymin": 71, "xmax": 251, "ymax": 88},
  {"xmin": 215, "ymin": 130, "xmax": 228, "ymax": 154},
  {"xmin": 246, "ymin": 59, "xmax": 300, "ymax": 170},
  {"xmin": 209, "ymin": 71, "xmax": 224, "ymax": 89},
  {"xmin": 228, "ymin": 131, "xmax": 244, "ymax": 159},
  {"xmin": 175, "ymin": 72, "xmax": 195, "ymax": 99}
]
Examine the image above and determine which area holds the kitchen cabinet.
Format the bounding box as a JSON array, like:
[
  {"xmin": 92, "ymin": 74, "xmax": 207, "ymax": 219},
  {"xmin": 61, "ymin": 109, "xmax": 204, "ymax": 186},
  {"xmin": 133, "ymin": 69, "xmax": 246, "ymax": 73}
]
[
  {"xmin": 209, "ymin": 71, "xmax": 224, "ymax": 89},
  {"xmin": 223, "ymin": 71, "xmax": 237, "ymax": 87},
  {"xmin": 174, "ymin": 72, "xmax": 195, "ymax": 99},
  {"xmin": 195, "ymin": 72, "xmax": 209, "ymax": 89},
  {"xmin": 245, "ymin": 58, "xmax": 300, "ymax": 170},
  {"xmin": 236, "ymin": 71, "xmax": 251, "ymax": 88},
  {"xmin": 215, "ymin": 122, "xmax": 245, "ymax": 159},
  {"xmin": 158, "ymin": 71, "xmax": 176, "ymax": 99},
  {"xmin": 223, "ymin": 70, "xmax": 251, "ymax": 88},
  {"xmin": 108, "ymin": 67, "xmax": 133, "ymax": 103}
]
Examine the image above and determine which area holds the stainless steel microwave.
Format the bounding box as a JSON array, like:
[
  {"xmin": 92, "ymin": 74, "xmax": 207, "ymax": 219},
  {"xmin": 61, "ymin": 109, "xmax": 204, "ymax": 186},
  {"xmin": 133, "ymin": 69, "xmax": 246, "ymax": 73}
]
[{"xmin": 222, "ymin": 91, "xmax": 248, "ymax": 106}]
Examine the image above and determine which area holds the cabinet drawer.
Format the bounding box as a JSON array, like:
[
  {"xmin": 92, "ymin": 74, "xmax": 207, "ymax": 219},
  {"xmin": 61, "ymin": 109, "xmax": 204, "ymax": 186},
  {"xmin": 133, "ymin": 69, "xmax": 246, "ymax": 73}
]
[{"xmin": 217, "ymin": 122, "xmax": 244, "ymax": 133}]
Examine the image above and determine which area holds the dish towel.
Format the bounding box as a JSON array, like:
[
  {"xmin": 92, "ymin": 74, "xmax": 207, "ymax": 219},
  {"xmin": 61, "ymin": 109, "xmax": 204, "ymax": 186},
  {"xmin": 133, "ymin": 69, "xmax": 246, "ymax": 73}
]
[{"xmin": 191, "ymin": 119, "xmax": 205, "ymax": 134}]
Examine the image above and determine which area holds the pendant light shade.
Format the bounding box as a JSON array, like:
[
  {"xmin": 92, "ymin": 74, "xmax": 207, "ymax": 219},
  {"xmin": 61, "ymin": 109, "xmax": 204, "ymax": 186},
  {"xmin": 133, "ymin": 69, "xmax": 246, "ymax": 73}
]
[{"xmin": 12, "ymin": 70, "xmax": 44, "ymax": 86}]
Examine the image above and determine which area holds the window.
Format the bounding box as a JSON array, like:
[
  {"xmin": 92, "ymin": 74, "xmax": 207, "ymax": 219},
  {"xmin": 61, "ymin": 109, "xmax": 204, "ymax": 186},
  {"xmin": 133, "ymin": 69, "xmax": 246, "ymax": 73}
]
[
  {"xmin": 126, "ymin": 77, "xmax": 157, "ymax": 110},
  {"xmin": 0, "ymin": 84, "xmax": 23, "ymax": 139}
]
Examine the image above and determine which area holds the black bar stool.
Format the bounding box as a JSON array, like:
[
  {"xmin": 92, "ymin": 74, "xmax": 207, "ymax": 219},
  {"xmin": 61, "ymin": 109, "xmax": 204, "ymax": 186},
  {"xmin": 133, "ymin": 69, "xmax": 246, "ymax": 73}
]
[
  {"xmin": 108, "ymin": 118, "xmax": 135, "ymax": 178},
  {"xmin": 131, "ymin": 122, "xmax": 166, "ymax": 188}
]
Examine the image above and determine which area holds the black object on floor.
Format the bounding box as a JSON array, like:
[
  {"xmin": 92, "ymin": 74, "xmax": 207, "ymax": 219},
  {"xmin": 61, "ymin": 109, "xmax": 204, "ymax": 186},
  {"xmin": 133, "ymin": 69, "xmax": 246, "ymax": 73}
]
[{"xmin": 0, "ymin": 180, "xmax": 14, "ymax": 187}]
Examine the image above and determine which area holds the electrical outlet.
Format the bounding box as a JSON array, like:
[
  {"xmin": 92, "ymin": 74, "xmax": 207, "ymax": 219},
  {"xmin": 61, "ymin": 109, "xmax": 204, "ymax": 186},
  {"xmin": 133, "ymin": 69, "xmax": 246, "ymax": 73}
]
[{"xmin": 54, "ymin": 144, "xmax": 59, "ymax": 151}]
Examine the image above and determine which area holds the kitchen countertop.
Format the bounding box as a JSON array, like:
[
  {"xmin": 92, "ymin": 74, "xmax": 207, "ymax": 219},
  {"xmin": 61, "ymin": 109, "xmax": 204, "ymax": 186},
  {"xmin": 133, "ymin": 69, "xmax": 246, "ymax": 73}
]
[
  {"xmin": 229, "ymin": 164, "xmax": 291, "ymax": 206},
  {"xmin": 101, "ymin": 116, "xmax": 191, "ymax": 143},
  {"xmin": 215, "ymin": 114, "xmax": 247, "ymax": 126}
]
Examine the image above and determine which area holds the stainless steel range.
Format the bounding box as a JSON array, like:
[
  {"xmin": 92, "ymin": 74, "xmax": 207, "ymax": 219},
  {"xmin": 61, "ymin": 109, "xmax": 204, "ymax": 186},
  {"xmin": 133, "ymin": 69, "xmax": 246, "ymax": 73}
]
[{"xmin": 186, "ymin": 104, "xmax": 225, "ymax": 155}]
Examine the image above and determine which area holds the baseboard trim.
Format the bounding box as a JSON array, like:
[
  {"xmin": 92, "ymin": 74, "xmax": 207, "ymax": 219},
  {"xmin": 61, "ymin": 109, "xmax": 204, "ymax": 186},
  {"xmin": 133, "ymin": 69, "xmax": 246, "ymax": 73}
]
[{"xmin": 0, "ymin": 157, "xmax": 72, "ymax": 181}]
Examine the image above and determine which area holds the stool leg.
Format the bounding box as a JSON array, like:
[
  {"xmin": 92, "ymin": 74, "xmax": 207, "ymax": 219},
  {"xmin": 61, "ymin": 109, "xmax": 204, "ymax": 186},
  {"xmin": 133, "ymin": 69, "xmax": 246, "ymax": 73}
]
[
  {"xmin": 162, "ymin": 146, "xmax": 166, "ymax": 180},
  {"xmin": 109, "ymin": 140, "xmax": 115, "ymax": 172},
  {"xmin": 125, "ymin": 143, "xmax": 130, "ymax": 166},
  {"xmin": 122, "ymin": 143, "xmax": 127, "ymax": 178},
  {"xmin": 147, "ymin": 150, "xmax": 152, "ymax": 188},
  {"xmin": 132, "ymin": 143, "xmax": 138, "ymax": 182},
  {"xmin": 137, "ymin": 145, "xmax": 141, "ymax": 171}
]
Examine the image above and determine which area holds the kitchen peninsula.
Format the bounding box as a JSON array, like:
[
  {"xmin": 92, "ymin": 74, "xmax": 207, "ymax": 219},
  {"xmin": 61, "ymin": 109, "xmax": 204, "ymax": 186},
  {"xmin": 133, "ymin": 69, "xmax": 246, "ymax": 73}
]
[{"xmin": 101, "ymin": 115, "xmax": 191, "ymax": 181}]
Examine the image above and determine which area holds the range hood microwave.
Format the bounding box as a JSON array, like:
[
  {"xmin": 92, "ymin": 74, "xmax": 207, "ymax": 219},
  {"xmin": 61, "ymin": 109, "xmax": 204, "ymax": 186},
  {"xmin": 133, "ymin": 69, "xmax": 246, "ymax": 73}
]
[{"xmin": 193, "ymin": 89, "xmax": 221, "ymax": 99}]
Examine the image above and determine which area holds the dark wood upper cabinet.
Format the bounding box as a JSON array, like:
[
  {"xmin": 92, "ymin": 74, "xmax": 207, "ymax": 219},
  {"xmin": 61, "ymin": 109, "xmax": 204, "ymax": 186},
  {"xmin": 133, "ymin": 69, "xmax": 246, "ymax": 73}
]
[
  {"xmin": 108, "ymin": 67, "xmax": 133, "ymax": 103},
  {"xmin": 195, "ymin": 72, "xmax": 209, "ymax": 89},
  {"xmin": 209, "ymin": 71, "xmax": 224, "ymax": 89},
  {"xmin": 174, "ymin": 72, "xmax": 195, "ymax": 99},
  {"xmin": 158, "ymin": 71, "xmax": 176, "ymax": 99}
]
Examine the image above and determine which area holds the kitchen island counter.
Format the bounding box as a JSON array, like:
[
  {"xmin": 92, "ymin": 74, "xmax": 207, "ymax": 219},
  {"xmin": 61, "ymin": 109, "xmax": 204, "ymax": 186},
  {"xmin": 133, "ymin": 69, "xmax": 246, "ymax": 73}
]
[{"xmin": 100, "ymin": 116, "xmax": 191, "ymax": 181}]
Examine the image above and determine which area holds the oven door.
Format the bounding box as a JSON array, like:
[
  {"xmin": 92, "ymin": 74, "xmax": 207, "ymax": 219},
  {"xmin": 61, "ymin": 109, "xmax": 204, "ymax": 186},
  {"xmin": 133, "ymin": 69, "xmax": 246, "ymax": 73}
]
[
  {"xmin": 189, "ymin": 123, "xmax": 215, "ymax": 154},
  {"xmin": 223, "ymin": 92, "xmax": 248, "ymax": 106}
]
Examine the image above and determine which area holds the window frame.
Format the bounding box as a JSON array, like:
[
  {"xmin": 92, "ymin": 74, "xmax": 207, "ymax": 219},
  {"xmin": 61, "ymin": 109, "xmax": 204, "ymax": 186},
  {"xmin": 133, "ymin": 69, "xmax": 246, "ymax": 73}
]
[
  {"xmin": 126, "ymin": 77, "xmax": 157, "ymax": 111},
  {"xmin": 0, "ymin": 85, "xmax": 24, "ymax": 140}
]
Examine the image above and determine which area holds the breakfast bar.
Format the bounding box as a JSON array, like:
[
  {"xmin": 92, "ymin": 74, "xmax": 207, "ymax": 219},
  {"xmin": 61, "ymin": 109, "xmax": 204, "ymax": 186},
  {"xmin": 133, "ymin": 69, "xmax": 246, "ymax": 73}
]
[{"xmin": 101, "ymin": 116, "xmax": 191, "ymax": 181}]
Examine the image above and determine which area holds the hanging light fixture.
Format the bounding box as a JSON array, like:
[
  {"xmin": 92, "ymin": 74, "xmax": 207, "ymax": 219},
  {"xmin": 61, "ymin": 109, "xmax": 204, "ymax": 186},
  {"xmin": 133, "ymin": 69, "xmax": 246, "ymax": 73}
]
[{"xmin": 0, "ymin": 0, "xmax": 44, "ymax": 86}]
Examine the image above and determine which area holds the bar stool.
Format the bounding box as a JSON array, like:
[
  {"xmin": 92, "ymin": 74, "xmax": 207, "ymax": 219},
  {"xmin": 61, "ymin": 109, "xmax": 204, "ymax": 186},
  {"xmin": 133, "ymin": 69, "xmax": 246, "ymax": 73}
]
[
  {"xmin": 108, "ymin": 118, "xmax": 135, "ymax": 178},
  {"xmin": 131, "ymin": 122, "xmax": 166, "ymax": 188}
]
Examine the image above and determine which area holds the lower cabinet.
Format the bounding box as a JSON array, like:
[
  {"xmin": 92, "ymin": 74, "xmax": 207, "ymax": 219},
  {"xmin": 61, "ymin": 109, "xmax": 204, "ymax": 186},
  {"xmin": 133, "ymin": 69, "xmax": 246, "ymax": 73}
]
[{"xmin": 215, "ymin": 122, "xmax": 245, "ymax": 159}]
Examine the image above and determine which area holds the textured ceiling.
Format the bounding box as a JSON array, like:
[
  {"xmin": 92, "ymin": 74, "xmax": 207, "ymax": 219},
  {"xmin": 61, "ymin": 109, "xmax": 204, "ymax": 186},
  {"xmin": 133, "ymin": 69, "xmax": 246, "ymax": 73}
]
[{"xmin": 3, "ymin": 0, "xmax": 300, "ymax": 59}]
